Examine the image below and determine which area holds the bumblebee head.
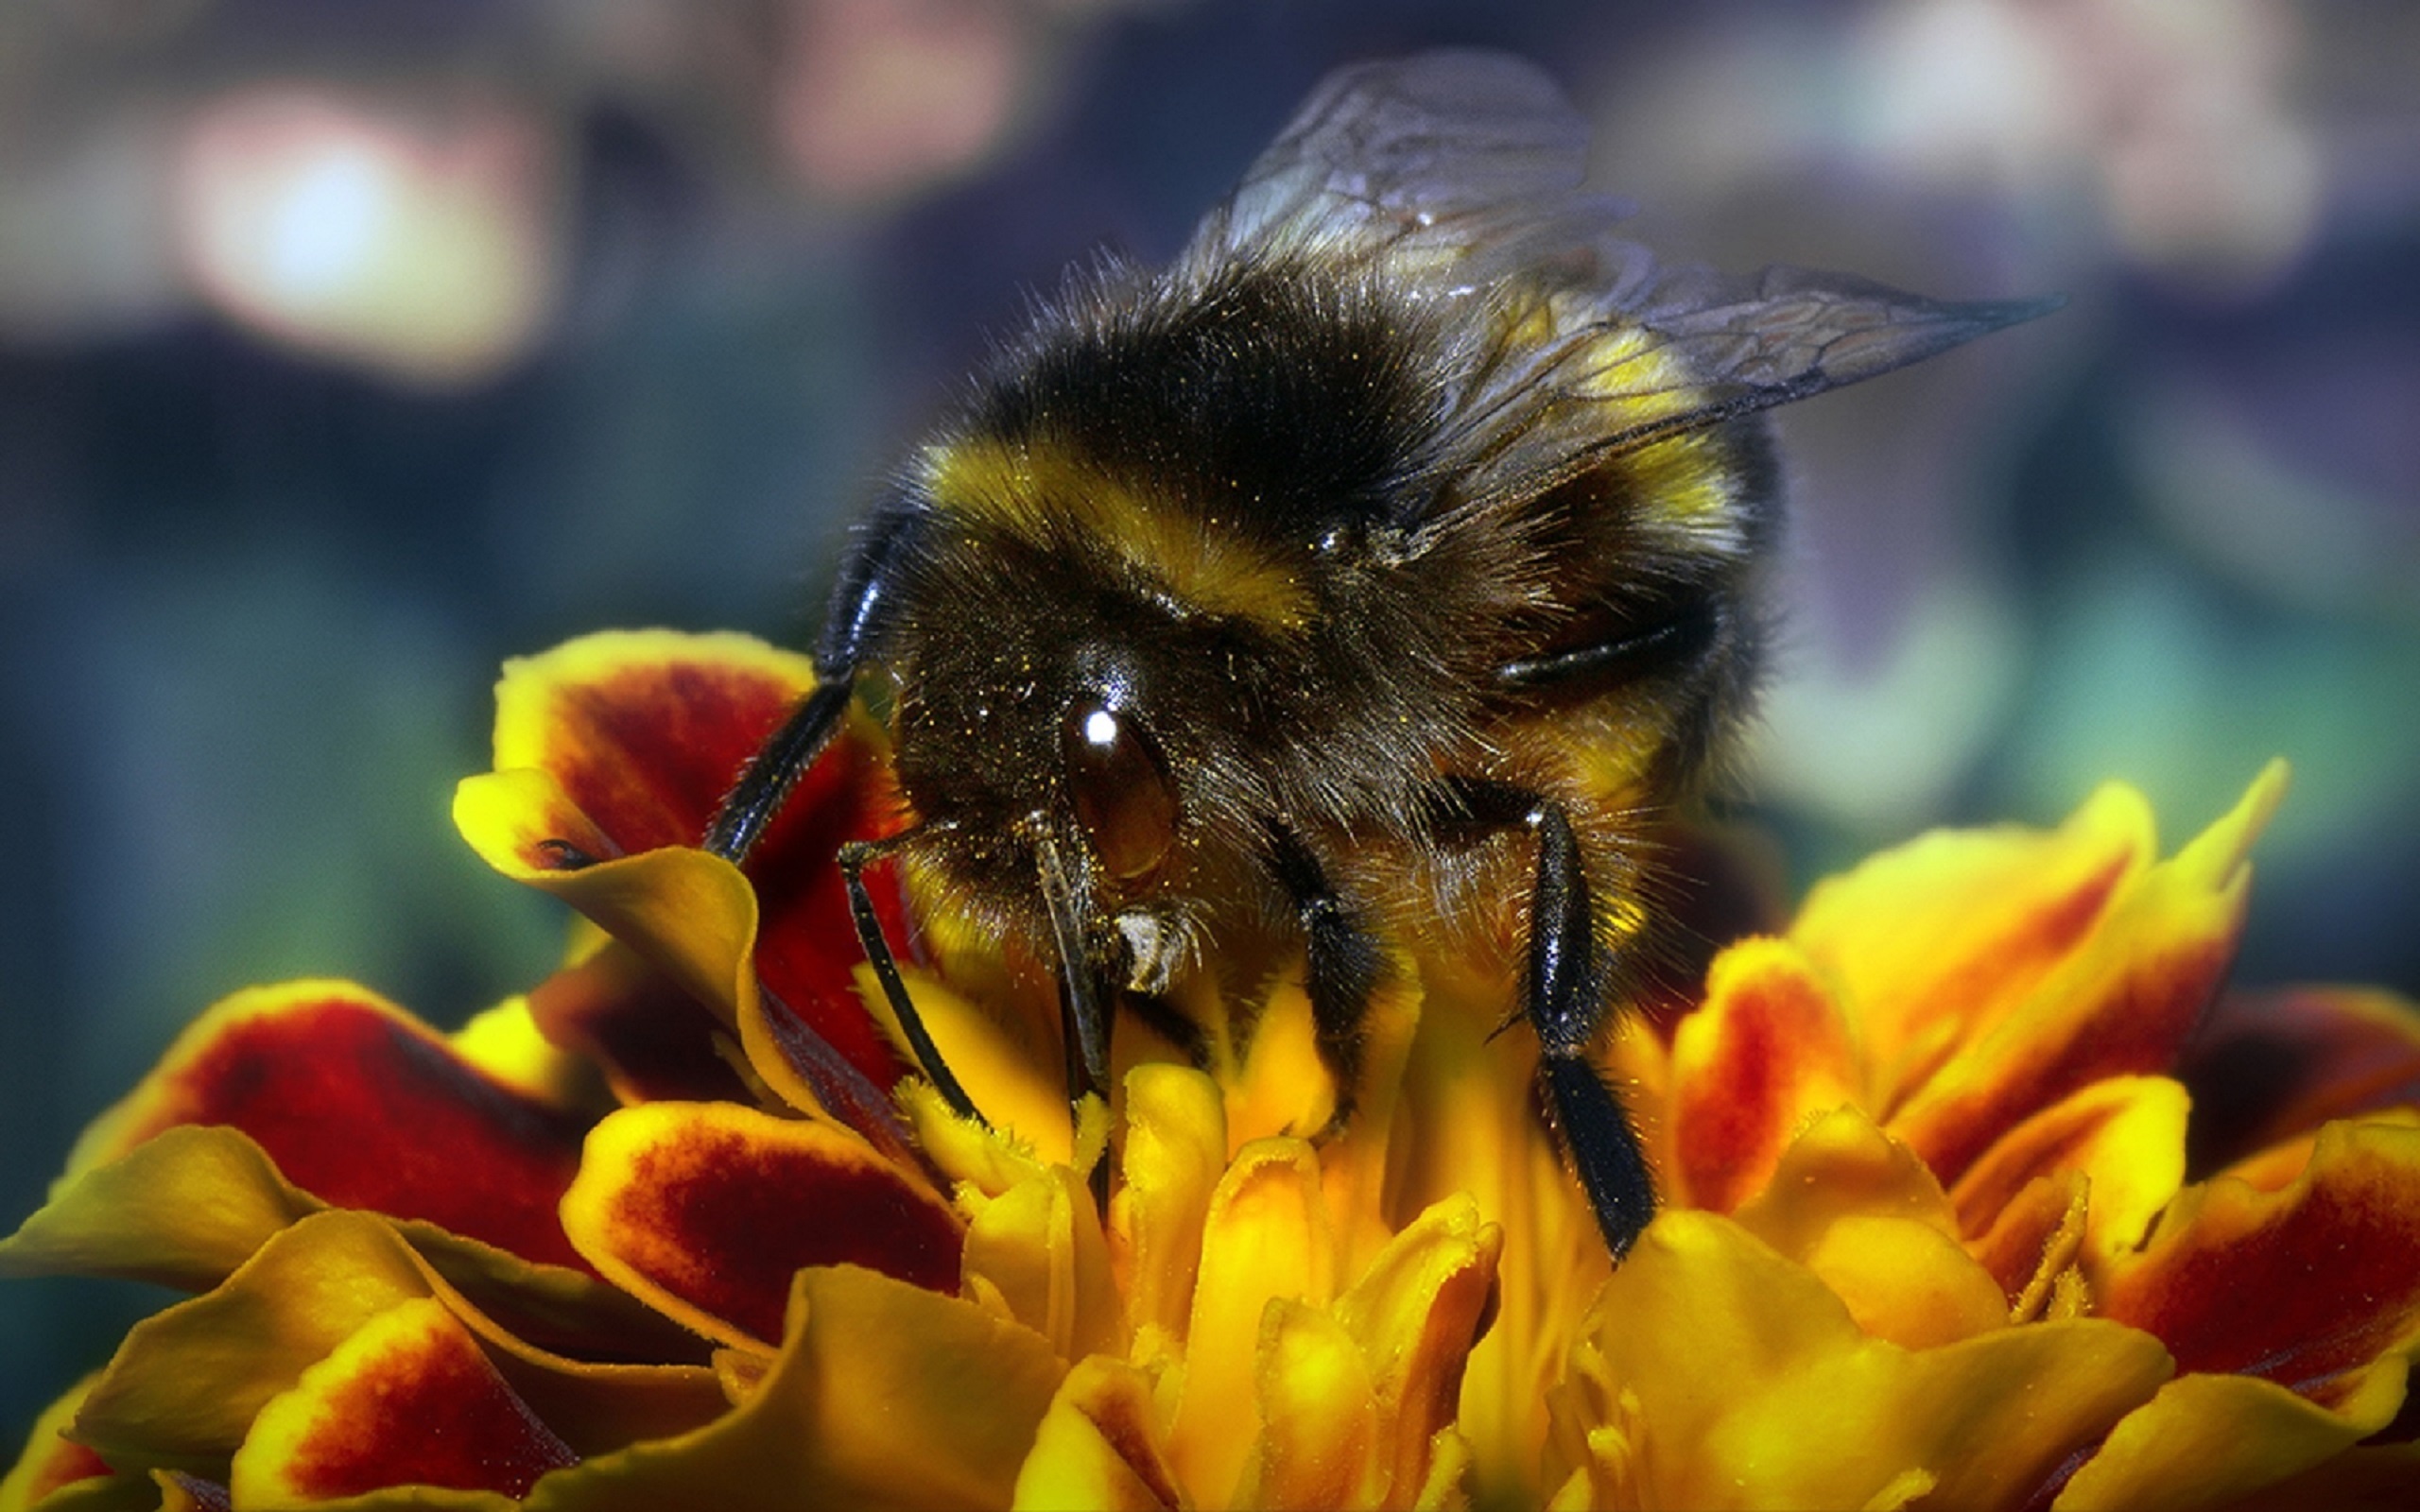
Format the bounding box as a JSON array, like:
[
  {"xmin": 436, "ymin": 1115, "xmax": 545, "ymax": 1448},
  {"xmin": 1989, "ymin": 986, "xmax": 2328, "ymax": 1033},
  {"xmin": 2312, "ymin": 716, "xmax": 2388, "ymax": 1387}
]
[{"xmin": 875, "ymin": 522, "xmax": 1236, "ymax": 976}]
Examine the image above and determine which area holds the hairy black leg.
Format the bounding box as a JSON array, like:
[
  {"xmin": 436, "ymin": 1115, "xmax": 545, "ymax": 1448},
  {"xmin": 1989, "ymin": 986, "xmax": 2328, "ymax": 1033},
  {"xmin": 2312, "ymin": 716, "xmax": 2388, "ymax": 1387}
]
[
  {"xmin": 705, "ymin": 676, "xmax": 856, "ymax": 862},
  {"xmin": 837, "ymin": 833, "xmax": 983, "ymax": 1125},
  {"xmin": 1526, "ymin": 799, "xmax": 1656, "ymax": 1257},
  {"xmin": 1264, "ymin": 821, "xmax": 1386, "ymax": 1128}
]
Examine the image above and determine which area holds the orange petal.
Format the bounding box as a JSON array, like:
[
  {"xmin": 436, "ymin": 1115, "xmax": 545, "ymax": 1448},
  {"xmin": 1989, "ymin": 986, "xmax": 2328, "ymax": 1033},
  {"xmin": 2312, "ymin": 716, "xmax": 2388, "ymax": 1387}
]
[
  {"xmin": 524, "ymin": 937, "xmax": 756, "ymax": 1106},
  {"xmin": 58, "ymin": 982, "xmax": 593, "ymax": 1273},
  {"xmin": 487, "ymin": 629, "xmax": 821, "ymax": 855},
  {"xmin": 1, "ymin": 1374, "xmax": 113, "ymax": 1509},
  {"xmin": 1666, "ymin": 936, "xmax": 1862, "ymax": 1212},
  {"xmin": 1790, "ymin": 780, "xmax": 2160, "ymax": 1101},
  {"xmin": 2092, "ymin": 1120, "xmax": 2420, "ymax": 1414},
  {"xmin": 1013, "ymin": 1355, "xmax": 1185, "ymax": 1512},
  {"xmin": 560, "ymin": 1102, "xmax": 961, "ymax": 1349},
  {"xmin": 1948, "ymin": 1075, "xmax": 2190, "ymax": 1263},
  {"xmin": 228, "ymin": 1297, "xmax": 577, "ymax": 1503},
  {"xmin": 2179, "ymin": 986, "xmax": 2420, "ymax": 1177},
  {"xmin": 1885, "ymin": 764, "xmax": 2286, "ymax": 1185}
]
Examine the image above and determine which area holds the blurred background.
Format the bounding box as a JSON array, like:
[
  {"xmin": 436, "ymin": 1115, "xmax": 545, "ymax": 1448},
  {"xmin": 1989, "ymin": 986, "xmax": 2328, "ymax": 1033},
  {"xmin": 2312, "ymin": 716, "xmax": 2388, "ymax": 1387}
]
[{"xmin": 4, "ymin": 0, "xmax": 2415, "ymax": 1439}]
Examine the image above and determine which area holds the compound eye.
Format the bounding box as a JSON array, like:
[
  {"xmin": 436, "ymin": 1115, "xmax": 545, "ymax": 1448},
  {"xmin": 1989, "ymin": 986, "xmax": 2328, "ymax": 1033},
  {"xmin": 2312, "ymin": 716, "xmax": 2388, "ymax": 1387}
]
[{"xmin": 1063, "ymin": 702, "xmax": 1179, "ymax": 883}]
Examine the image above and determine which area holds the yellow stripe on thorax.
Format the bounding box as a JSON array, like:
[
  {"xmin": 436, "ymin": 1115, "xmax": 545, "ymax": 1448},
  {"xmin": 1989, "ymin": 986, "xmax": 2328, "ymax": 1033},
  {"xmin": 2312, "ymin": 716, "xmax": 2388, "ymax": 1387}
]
[{"xmin": 924, "ymin": 437, "xmax": 1312, "ymax": 632}]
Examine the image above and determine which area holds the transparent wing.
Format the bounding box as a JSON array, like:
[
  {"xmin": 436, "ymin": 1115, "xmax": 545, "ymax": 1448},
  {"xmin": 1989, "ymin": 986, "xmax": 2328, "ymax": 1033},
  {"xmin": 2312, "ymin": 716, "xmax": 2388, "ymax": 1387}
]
[
  {"xmin": 1184, "ymin": 50, "xmax": 1616, "ymax": 273},
  {"xmin": 1184, "ymin": 51, "xmax": 2058, "ymax": 510},
  {"xmin": 1612, "ymin": 263, "xmax": 2060, "ymax": 427},
  {"xmin": 1443, "ymin": 257, "xmax": 2062, "ymax": 507}
]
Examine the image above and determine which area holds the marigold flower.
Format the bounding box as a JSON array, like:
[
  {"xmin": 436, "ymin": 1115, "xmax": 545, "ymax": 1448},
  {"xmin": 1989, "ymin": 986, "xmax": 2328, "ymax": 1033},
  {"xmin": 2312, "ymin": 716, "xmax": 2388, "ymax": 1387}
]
[{"xmin": 5, "ymin": 628, "xmax": 2416, "ymax": 1511}]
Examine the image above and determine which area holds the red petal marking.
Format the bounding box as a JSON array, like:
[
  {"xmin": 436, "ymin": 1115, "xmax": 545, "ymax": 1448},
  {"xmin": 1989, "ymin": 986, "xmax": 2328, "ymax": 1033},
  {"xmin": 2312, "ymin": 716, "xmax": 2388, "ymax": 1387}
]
[
  {"xmin": 89, "ymin": 984, "xmax": 592, "ymax": 1272},
  {"xmin": 2095, "ymin": 1123, "xmax": 2420, "ymax": 1412},
  {"xmin": 741, "ymin": 722, "xmax": 914, "ymax": 1092},
  {"xmin": 566, "ymin": 1105, "xmax": 962, "ymax": 1349},
  {"xmin": 512, "ymin": 647, "xmax": 809, "ymax": 856},
  {"xmin": 1668, "ymin": 938, "xmax": 1861, "ymax": 1212},
  {"xmin": 527, "ymin": 943, "xmax": 755, "ymax": 1106},
  {"xmin": 2179, "ymin": 988, "xmax": 2420, "ymax": 1178},
  {"xmin": 273, "ymin": 1303, "xmax": 578, "ymax": 1501},
  {"xmin": 492, "ymin": 633, "xmax": 911, "ymax": 1091}
]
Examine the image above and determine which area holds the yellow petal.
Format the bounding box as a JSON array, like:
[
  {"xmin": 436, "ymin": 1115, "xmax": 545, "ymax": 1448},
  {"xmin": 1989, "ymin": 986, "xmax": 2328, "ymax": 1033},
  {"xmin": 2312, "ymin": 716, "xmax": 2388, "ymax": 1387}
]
[
  {"xmin": 455, "ymin": 789, "xmax": 761, "ymax": 1031},
  {"xmin": 0, "ymin": 1374, "xmax": 114, "ymax": 1512},
  {"xmin": 1949, "ymin": 1075, "xmax": 2189, "ymax": 1263},
  {"xmin": 70, "ymin": 1211, "xmax": 724, "ymax": 1476},
  {"xmin": 2053, "ymin": 1370, "xmax": 2407, "ymax": 1512},
  {"xmin": 1330, "ymin": 1195, "xmax": 1503, "ymax": 1505},
  {"xmin": 1109, "ymin": 1065, "xmax": 1227, "ymax": 1346},
  {"xmin": 1732, "ymin": 1108, "xmax": 2006, "ymax": 1349},
  {"xmin": 964, "ymin": 1164, "xmax": 1122, "ymax": 1364},
  {"xmin": 1232, "ymin": 1299, "xmax": 1384, "ymax": 1510},
  {"xmin": 558, "ymin": 1101, "xmax": 961, "ymax": 1350},
  {"xmin": 2090, "ymin": 1120, "xmax": 2420, "ymax": 1413},
  {"xmin": 1224, "ymin": 972, "xmax": 1340, "ymax": 1148},
  {"xmin": 1886, "ymin": 764, "xmax": 2287, "ymax": 1185},
  {"xmin": 526, "ymin": 1266, "xmax": 1065, "ymax": 1512},
  {"xmin": 228, "ymin": 1297, "xmax": 572, "ymax": 1506},
  {"xmin": 1790, "ymin": 780, "xmax": 2162, "ymax": 1094},
  {"xmin": 1013, "ymin": 1355, "xmax": 1185, "ymax": 1512},
  {"xmin": 1667, "ymin": 936, "xmax": 1863, "ymax": 1212},
  {"xmin": 1168, "ymin": 1139, "xmax": 1334, "ymax": 1506},
  {"xmin": 76, "ymin": 1211, "xmax": 426, "ymax": 1473},
  {"xmin": 1547, "ymin": 1211, "xmax": 2174, "ymax": 1512},
  {"xmin": 0, "ymin": 1126, "xmax": 314, "ymax": 1292},
  {"xmin": 1395, "ymin": 966, "xmax": 1609, "ymax": 1508}
]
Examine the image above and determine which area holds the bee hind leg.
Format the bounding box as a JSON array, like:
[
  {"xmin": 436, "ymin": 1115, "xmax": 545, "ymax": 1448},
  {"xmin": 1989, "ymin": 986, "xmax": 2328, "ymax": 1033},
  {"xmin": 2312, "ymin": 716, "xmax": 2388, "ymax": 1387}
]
[{"xmin": 1523, "ymin": 798, "xmax": 1657, "ymax": 1259}]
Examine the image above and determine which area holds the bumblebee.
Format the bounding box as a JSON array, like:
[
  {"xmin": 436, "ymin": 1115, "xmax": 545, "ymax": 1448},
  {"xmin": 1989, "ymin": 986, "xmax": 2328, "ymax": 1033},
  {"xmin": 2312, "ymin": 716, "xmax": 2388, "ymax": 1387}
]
[{"xmin": 706, "ymin": 51, "xmax": 2049, "ymax": 1256}]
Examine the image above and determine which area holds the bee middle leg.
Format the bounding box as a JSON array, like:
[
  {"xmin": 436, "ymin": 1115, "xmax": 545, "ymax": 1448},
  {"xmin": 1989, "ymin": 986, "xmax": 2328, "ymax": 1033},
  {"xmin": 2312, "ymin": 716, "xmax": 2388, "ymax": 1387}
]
[{"xmin": 1263, "ymin": 821, "xmax": 1386, "ymax": 1131}]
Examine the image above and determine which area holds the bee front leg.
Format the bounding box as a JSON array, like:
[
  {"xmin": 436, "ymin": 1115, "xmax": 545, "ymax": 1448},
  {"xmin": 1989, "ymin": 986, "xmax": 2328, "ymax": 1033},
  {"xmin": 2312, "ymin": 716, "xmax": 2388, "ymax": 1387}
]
[
  {"xmin": 1263, "ymin": 822, "xmax": 1386, "ymax": 1131},
  {"xmin": 1523, "ymin": 798, "xmax": 1657, "ymax": 1258}
]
